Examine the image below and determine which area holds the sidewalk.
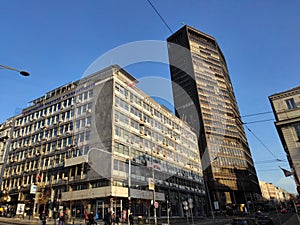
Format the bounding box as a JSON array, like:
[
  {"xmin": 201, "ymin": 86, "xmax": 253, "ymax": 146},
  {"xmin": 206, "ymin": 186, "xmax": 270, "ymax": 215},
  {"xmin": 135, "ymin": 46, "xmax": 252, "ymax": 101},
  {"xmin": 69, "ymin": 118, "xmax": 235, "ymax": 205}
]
[
  {"xmin": 12, "ymin": 217, "xmax": 104, "ymax": 225},
  {"xmin": 0, "ymin": 216, "xmax": 232, "ymax": 225}
]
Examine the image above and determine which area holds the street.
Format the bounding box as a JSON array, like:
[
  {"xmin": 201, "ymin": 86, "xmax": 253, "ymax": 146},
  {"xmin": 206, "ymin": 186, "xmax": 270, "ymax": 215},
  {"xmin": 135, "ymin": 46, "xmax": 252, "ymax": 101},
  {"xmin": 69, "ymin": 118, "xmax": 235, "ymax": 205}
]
[
  {"xmin": 267, "ymin": 212, "xmax": 299, "ymax": 225},
  {"xmin": 0, "ymin": 213, "xmax": 298, "ymax": 225}
]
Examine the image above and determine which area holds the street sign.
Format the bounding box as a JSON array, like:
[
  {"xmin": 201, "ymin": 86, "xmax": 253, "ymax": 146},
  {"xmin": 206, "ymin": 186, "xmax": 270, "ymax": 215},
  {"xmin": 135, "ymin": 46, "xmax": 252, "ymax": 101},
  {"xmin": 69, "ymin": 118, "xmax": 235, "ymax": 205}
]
[
  {"xmin": 182, "ymin": 201, "xmax": 188, "ymax": 206},
  {"xmin": 184, "ymin": 206, "xmax": 189, "ymax": 211},
  {"xmin": 16, "ymin": 203, "xmax": 25, "ymax": 215},
  {"xmin": 30, "ymin": 184, "xmax": 37, "ymax": 194},
  {"xmin": 148, "ymin": 178, "xmax": 154, "ymax": 190},
  {"xmin": 214, "ymin": 201, "xmax": 219, "ymax": 210}
]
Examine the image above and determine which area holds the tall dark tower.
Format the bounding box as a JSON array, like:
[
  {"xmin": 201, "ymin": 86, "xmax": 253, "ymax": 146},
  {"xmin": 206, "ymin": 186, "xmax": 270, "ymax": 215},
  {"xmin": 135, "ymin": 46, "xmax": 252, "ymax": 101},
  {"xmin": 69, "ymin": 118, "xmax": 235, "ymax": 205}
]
[{"xmin": 167, "ymin": 25, "xmax": 261, "ymax": 211}]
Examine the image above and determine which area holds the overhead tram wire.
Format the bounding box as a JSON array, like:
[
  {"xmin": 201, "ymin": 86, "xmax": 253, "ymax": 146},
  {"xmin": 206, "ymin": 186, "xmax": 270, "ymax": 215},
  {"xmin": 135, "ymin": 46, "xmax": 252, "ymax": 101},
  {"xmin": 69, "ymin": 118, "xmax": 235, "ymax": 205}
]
[
  {"xmin": 146, "ymin": 0, "xmax": 174, "ymax": 34},
  {"xmin": 255, "ymin": 159, "xmax": 286, "ymax": 164},
  {"xmin": 244, "ymin": 124, "xmax": 282, "ymax": 161},
  {"xmin": 234, "ymin": 111, "xmax": 274, "ymax": 124},
  {"xmin": 256, "ymin": 168, "xmax": 281, "ymax": 172},
  {"xmin": 242, "ymin": 118, "xmax": 275, "ymax": 125},
  {"xmin": 239, "ymin": 111, "xmax": 273, "ymax": 118},
  {"xmin": 234, "ymin": 111, "xmax": 282, "ymax": 161}
]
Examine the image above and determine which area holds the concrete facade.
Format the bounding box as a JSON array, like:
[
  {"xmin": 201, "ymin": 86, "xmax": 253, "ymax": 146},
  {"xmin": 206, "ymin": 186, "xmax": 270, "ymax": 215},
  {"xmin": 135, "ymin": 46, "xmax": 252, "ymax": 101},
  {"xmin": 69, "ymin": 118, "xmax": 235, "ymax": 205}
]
[
  {"xmin": 269, "ymin": 86, "xmax": 300, "ymax": 194},
  {"xmin": 0, "ymin": 65, "xmax": 206, "ymax": 220}
]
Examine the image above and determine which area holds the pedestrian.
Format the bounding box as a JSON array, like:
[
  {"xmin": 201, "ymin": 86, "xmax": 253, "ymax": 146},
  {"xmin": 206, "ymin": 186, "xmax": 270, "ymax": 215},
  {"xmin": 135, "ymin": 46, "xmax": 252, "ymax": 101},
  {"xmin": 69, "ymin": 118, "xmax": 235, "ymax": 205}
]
[
  {"xmin": 129, "ymin": 212, "xmax": 134, "ymax": 225},
  {"xmin": 58, "ymin": 210, "xmax": 64, "ymax": 225},
  {"xmin": 39, "ymin": 210, "xmax": 47, "ymax": 225},
  {"xmin": 115, "ymin": 214, "xmax": 120, "ymax": 225},
  {"xmin": 84, "ymin": 211, "xmax": 89, "ymax": 225},
  {"xmin": 88, "ymin": 212, "xmax": 97, "ymax": 225},
  {"xmin": 111, "ymin": 212, "xmax": 115, "ymax": 225},
  {"xmin": 63, "ymin": 209, "xmax": 68, "ymax": 225},
  {"xmin": 104, "ymin": 211, "xmax": 112, "ymax": 225}
]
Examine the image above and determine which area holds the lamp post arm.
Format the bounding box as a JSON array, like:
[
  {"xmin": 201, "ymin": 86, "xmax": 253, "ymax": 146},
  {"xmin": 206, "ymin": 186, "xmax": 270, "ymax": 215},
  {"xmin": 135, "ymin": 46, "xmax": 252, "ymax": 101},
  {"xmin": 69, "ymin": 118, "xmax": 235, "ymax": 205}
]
[
  {"xmin": 0, "ymin": 64, "xmax": 30, "ymax": 76},
  {"xmin": 204, "ymin": 178, "xmax": 215, "ymax": 223},
  {"xmin": 0, "ymin": 64, "xmax": 20, "ymax": 71}
]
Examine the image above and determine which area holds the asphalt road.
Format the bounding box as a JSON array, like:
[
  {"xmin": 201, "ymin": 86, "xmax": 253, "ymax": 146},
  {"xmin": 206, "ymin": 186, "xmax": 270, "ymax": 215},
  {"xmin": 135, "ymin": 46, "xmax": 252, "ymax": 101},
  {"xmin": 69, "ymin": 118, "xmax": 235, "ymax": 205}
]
[
  {"xmin": 268, "ymin": 212, "xmax": 299, "ymax": 225},
  {"xmin": 0, "ymin": 213, "xmax": 298, "ymax": 225}
]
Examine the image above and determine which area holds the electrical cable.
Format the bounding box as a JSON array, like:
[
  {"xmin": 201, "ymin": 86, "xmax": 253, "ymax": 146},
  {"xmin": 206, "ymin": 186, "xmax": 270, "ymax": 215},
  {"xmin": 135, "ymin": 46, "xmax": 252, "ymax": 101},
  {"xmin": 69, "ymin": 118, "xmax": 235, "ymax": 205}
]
[
  {"xmin": 239, "ymin": 111, "xmax": 273, "ymax": 118},
  {"xmin": 256, "ymin": 168, "xmax": 281, "ymax": 172},
  {"xmin": 255, "ymin": 159, "xmax": 285, "ymax": 164},
  {"xmin": 242, "ymin": 118, "xmax": 275, "ymax": 125},
  {"xmin": 146, "ymin": 0, "xmax": 174, "ymax": 34},
  {"xmin": 244, "ymin": 124, "xmax": 281, "ymax": 161}
]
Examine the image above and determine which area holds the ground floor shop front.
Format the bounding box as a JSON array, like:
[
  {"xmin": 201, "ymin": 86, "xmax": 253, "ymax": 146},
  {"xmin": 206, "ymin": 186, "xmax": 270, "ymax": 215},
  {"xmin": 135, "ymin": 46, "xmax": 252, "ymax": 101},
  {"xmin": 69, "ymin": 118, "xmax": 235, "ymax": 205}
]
[{"xmin": 60, "ymin": 185, "xmax": 206, "ymax": 221}]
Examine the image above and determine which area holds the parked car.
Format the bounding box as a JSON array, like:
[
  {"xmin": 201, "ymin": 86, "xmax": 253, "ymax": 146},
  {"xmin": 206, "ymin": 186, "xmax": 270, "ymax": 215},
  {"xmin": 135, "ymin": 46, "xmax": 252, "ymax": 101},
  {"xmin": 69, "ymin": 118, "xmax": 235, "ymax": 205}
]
[
  {"xmin": 256, "ymin": 215, "xmax": 273, "ymax": 225},
  {"xmin": 231, "ymin": 217, "xmax": 259, "ymax": 225},
  {"xmin": 280, "ymin": 208, "xmax": 288, "ymax": 214}
]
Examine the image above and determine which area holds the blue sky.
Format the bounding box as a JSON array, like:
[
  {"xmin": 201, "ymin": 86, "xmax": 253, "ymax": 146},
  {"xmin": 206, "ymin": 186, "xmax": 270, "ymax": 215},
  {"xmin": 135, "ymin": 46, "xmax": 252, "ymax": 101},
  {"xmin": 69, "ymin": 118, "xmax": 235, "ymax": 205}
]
[{"xmin": 1, "ymin": 0, "xmax": 300, "ymax": 193}]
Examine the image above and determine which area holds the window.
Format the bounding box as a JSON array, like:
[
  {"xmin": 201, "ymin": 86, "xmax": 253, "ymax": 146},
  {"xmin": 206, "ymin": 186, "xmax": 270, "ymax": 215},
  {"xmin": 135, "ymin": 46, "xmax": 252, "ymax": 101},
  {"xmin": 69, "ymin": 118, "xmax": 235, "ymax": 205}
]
[
  {"xmin": 286, "ymin": 98, "xmax": 296, "ymax": 109},
  {"xmin": 294, "ymin": 124, "xmax": 300, "ymax": 141}
]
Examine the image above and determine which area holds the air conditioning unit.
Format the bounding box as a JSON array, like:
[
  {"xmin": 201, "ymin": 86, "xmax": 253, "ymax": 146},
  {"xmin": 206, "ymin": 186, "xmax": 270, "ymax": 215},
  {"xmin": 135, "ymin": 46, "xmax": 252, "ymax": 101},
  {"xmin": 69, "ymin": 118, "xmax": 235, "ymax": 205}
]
[
  {"xmin": 66, "ymin": 131, "xmax": 71, "ymax": 135},
  {"xmin": 85, "ymin": 124, "xmax": 91, "ymax": 128},
  {"xmin": 87, "ymin": 109, "xmax": 92, "ymax": 114}
]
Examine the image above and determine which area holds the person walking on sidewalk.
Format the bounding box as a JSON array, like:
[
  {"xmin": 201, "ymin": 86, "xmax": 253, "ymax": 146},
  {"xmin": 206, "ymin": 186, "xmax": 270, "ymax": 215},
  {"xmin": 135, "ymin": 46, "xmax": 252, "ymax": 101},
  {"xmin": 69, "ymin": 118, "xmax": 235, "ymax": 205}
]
[
  {"xmin": 129, "ymin": 213, "xmax": 134, "ymax": 225},
  {"xmin": 39, "ymin": 211, "xmax": 47, "ymax": 225},
  {"xmin": 104, "ymin": 211, "xmax": 112, "ymax": 225},
  {"xmin": 88, "ymin": 212, "xmax": 97, "ymax": 225},
  {"xmin": 58, "ymin": 210, "xmax": 64, "ymax": 225},
  {"xmin": 63, "ymin": 208, "xmax": 69, "ymax": 225},
  {"xmin": 84, "ymin": 210, "xmax": 89, "ymax": 225}
]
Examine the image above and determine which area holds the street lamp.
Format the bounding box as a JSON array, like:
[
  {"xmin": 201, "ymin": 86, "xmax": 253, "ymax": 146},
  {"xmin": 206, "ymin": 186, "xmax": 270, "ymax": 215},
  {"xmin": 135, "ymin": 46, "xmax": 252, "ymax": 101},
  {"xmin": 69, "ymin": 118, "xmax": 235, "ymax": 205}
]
[
  {"xmin": 0, "ymin": 64, "xmax": 30, "ymax": 76},
  {"xmin": 139, "ymin": 123, "xmax": 157, "ymax": 225},
  {"xmin": 203, "ymin": 156, "xmax": 218, "ymax": 224},
  {"xmin": 127, "ymin": 145, "xmax": 132, "ymax": 225}
]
